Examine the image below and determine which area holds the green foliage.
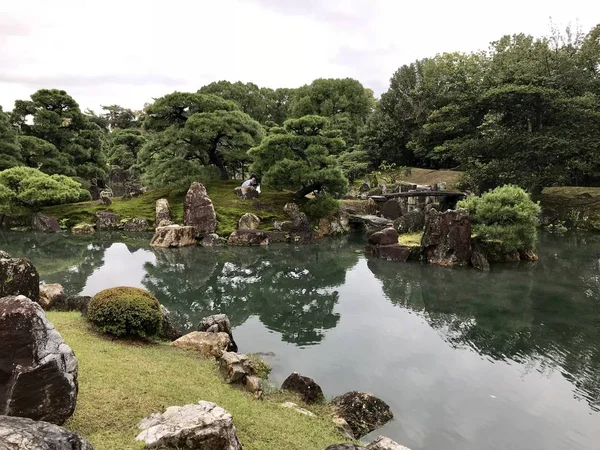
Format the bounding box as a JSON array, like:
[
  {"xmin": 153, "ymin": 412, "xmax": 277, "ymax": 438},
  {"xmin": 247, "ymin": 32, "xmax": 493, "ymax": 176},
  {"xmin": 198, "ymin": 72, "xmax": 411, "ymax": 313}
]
[
  {"xmin": 0, "ymin": 107, "xmax": 22, "ymax": 171},
  {"xmin": 18, "ymin": 135, "xmax": 73, "ymax": 175},
  {"xmin": 87, "ymin": 286, "xmax": 163, "ymax": 338},
  {"xmin": 337, "ymin": 149, "xmax": 370, "ymax": 181},
  {"xmin": 458, "ymin": 185, "xmax": 541, "ymax": 252},
  {"xmin": 303, "ymin": 194, "xmax": 340, "ymax": 220},
  {"xmin": 11, "ymin": 89, "xmax": 107, "ymax": 179},
  {"xmin": 0, "ymin": 167, "xmax": 90, "ymax": 208},
  {"xmin": 250, "ymin": 115, "xmax": 349, "ymax": 198},
  {"xmin": 105, "ymin": 128, "xmax": 147, "ymax": 170}
]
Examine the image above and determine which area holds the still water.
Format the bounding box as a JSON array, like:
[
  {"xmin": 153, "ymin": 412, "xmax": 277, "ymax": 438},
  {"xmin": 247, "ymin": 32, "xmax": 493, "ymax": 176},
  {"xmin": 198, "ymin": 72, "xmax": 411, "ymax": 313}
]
[{"xmin": 1, "ymin": 231, "xmax": 599, "ymax": 450}]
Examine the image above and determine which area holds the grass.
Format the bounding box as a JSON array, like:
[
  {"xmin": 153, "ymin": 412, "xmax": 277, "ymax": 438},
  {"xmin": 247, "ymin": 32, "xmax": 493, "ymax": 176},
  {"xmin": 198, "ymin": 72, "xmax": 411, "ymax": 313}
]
[
  {"xmin": 354, "ymin": 167, "xmax": 464, "ymax": 191},
  {"xmin": 48, "ymin": 312, "xmax": 344, "ymax": 450},
  {"xmin": 40, "ymin": 181, "xmax": 294, "ymax": 236},
  {"xmin": 398, "ymin": 232, "xmax": 423, "ymax": 247}
]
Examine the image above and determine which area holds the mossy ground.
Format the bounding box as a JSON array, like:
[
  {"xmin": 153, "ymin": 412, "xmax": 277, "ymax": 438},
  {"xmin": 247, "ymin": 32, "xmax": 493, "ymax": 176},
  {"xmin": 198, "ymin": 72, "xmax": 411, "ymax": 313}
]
[
  {"xmin": 398, "ymin": 232, "xmax": 423, "ymax": 247},
  {"xmin": 541, "ymin": 187, "xmax": 600, "ymax": 230},
  {"xmin": 354, "ymin": 167, "xmax": 463, "ymax": 191},
  {"xmin": 48, "ymin": 312, "xmax": 344, "ymax": 450},
  {"xmin": 40, "ymin": 181, "xmax": 294, "ymax": 236}
]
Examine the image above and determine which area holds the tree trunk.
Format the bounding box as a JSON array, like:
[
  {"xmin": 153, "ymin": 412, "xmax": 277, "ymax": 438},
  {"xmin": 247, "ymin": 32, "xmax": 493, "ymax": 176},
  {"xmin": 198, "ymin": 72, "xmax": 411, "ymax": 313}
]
[{"xmin": 293, "ymin": 183, "xmax": 321, "ymax": 200}]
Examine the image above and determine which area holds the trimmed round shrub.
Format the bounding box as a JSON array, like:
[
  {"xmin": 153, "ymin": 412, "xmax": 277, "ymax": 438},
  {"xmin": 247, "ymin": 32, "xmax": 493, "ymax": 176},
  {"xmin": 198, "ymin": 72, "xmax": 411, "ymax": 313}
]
[
  {"xmin": 303, "ymin": 193, "xmax": 340, "ymax": 220},
  {"xmin": 87, "ymin": 287, "xmax": 162, "ymax": 338}
]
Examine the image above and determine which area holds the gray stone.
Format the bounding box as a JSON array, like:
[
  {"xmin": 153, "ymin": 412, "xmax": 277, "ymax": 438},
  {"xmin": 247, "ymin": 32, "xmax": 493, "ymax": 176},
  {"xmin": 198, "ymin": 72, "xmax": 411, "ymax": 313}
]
[
  {"xmin": 228, "ymin": 230, "xmax": 269, "ymax": 246},
  {"xmin": 317, "ymin": 213, "xmax": 351, "ymax": 238},
  {"xmin": 280, "ymin": 402, "xmax": 314, "ymax": 417},
  {"xmin": 238, "ymin": 213, "xmax": 260, "ymax": 230},
  {"xmin": 150, "ymin": 225, "xmax": 196, "ymax": 248},
  {"xmin": 331, "ymin": 391, "xmax": 393, "ymax": 439},
  {"xmin": 95, "ymin": 211, "xmax": 121, "ymax": 230},
  {"xmin": 71, "ymin": 224, "xmax": 95, "ymax": 235},
  {"xmin": 0, "ymin": 296, "xmax": 78, "ymax": 425},
  {"xmin": 422, "ymin": 208, "xmax": 472, "ymax": 267},
  {"xmin": 244, "ymin": 376, "xmax": 263, "ymax": 399},
  {"xmin": 160, "ymin": 305, "xmax": 182, "ymax": 341},
  {"xmin": 0, "ymin": 415, "xmax": 94, "ymax": 450},
  {"xmin": 136, "ymin": 401, "xmax": 242, "ymax": 450},
  {"xmin": 367, "ymin": 436, "xmax": 412, "ymax": 450},
  {"xmin": 394, "ymin": 210, "xmax": 425, "ymax": 234},
  {"xmin": 49, "ymin": 295, "xmax": 91, "ymax": 315},
  {"xmin": 172, "ymin": 332, "xmax": 230, "ymax": 359},
  {"xmin": 368, "ymin": 228, "xmax": 399, "ymax": 246},
  {"xmin": 283, "ymin": 202, "xmax": 301, "ymax": 220},
  {"xmin": 199, "ymin": 314, "xmax": 237, "ymax": 352},
  {"xmin": 184, "ymin": 182, "xmax": 217, "ymax": 238},
  {"xmin": 375, "ymin": 244, "xmax": 412, "ymax": 262},
  {"xmin": 281, "ymin": 372, "xmax": 324, "ymax": 404},
  {"xmin": 326, "ymin": 444, "xmax": 361, "ymax": 450},
  {"xmin": 0, "ymin": 256, "xmax": 39, "ymax": 302},
  {"xmin": 273, "ymin": 221, "xmax": 292, "ymax": 232},
  {"xmin": 32, "ymin": 214, "xmax": 60, "ymax": 233},
  {"xmin": 218, "ymin": 352, "xmax": 255, "ymax": 384},
  {"xmin": 199, "ymin": 233, "xmax": 223, "ymax": 247},
  {"xmin": 155, "ymin": 198, "xmax": 172, "ymax": 228},
  {"xmin": 39, "ymin": 283, "xmax": 65, "ymax": 310},
  {"xmin": 380, "ymin": 200, "xmax": 401, "ymax": 220},
  {"xmin": 123, "ymin": 218, "xmax": 149, "ymax": 232},
  {"xmin": 234, "ymin": 186, "xmax": 259, "ymax": 200}
]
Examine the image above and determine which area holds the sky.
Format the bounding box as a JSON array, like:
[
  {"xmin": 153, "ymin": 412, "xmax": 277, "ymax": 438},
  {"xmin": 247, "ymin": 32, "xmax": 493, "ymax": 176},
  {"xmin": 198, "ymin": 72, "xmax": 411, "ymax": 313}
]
[{"xmin": 0, "ymin": 0, "xmax": 598, "ymax": 112}]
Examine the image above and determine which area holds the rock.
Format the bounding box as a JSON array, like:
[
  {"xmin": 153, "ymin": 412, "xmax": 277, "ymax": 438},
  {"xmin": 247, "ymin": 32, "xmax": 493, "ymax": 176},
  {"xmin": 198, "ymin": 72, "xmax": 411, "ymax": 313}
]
[
  {"xmin": 359, "ymin": 182, "xmax": 370, "ymax": 193},
  {"xmin": 348, "ymin": 215, "xmax": 394, "ymax": 233},
  {"xmin": 291, "ymin": 213, "xmax": 312, "ymax": 233},
  {"xmin": 318, "ymin": 213, "xmax": 351, "ymax": 238},
  {"xmin": 376, "ymin": 244, "xmax": 412, "ymax": 262},
  {"xmin": 0, "ymin": 250, "xmax": 10, "ymax": 259},
  {"xmin": 422, "ymin": 209, "xmax": 472, "ymax": 267},
  {"xmin": 0, "ymin": 256, "xmax": 39, "ymax": 302},
  {"xmin": 218, "ymin": 352, "xmax": 256, "ymax": 384},
  {"xmin": 199, "ymin": 314, "xmax": 238, "ymax": 352},
  {"xmin": 471, "ymin": 241, "xmax": 490, "ymax": 271},
  {"xmin": 284, "ymin": 202, "xmax": 301, "ymax": 220},
  {"xmin": 136, "ymin": 401, "xmax": 242, "ymax": 450},
  {"xmin": 281, "ymin": 372, "xmax": 324, "ymax": 404},
  {"xmin": 95, "ymin": 211, "xmax": 121, "ymax": 230},
  {"xmin": 281, "ymin": 402, "xmax": 315, "ymax": 417},
  {"xmin": 50, "ymin": 295, "xmax": 91, "ymax": 315},
  {"xmin": 71, "ymin": 223, "xmax": 95, "ymax": 235},
  {"xmin": 238, "ymin": 213, "xmax": 260, "ymax": 230},
  {"xmin": 234, "ymin": 186, "xmax": 259, "ymax": 200},
  {"xmin": 199, "ymin": 233, "xmax": 223, "ymax": 247},
  {"xmin": 184, "ymin": 182, "xmax": 217, "ymax": 238},
  {"xmin": 155, "ymin": 198, "xmax": 173, "ymax": 228},
  {"xmin": 273, "ymin": 221, "xmax": 292, "ymax": 232},
  {"xmin": 0, "ymin": 415, "xmax": 94, "ymax": 450},
  {"xmin": 160, "ymin": 305, "xmax": 182, "ymax": 341},
  {"xmin": 368, "ymin": 227, "xmax": 399, "ymax": 246},
  {"xmin": 365, "ymin": 198, "xmax": 378, "ymax": 215},
  {"xmin": 172, "ymin": 332, "xmax": 230, "ymax": 359},
  {"xmin": 0, "ymin": 296, "xmax": 78, "ymax": 425},
  {"xmin": 394, "ymin": 210, "xmax": 425, "ymax": 234},
  {"xmin": 326, "ymin": 445, "xmax": 361, "ymax": 450},
  {"xmin": 100, "ymin": 193, "xmax": 112, "ymax": 206},
  {"xmin": 265, "ymin": 231, "xmax": 289, "ymax": 243},
  {"xmin": 32, "ymin": 214, "xmax": 60, "ymax": 233},
  {"xmin": 380, "ymin": 200, "xmax": 401, "ymax": 220},
  {"xmin": 122, "ymin": 218, "xmax": 149, "ymax": 232},
  {"xmin": 519, "ymin": 249, "xmax": 539, "ymax": 261},
  {"xmin": 150, "ymin": 225, "xmax": 197, "ymax": 248},
  {"xmin": 244, "ymin": 376, "xmax": 263, "ymax": 398},
  {"xmin": 331, "ymin": 391, "xmax": 393, "ymax": 439},
  {"xmin": 332, "ymin": 416, "xmax": 355, "ymax": 440},
  {"xmin": 367, "ymin": 436, "xmax": 412, "ymax": 450},
  {"xmin": 39, "ymin": 283, "xmax": 65, "ymax": 310},
  {"xmin": 228, "ymin": 230, "xmax": 269, "ymax": 246}
]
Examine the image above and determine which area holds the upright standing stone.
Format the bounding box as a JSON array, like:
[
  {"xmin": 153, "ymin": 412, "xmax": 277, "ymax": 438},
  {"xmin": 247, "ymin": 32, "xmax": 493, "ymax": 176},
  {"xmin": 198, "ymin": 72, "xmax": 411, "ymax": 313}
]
[
  {"xmin": 0, "ymin": 416, "xmax": 94, "ymax": 450},
  {"xmin": 0, "ymin": 296, "xmax": 78, "ymax": 425},
  {"xmin": 0, "ymin": 255, "xmax": 39, "ymax": 302},
  {"xmin": 184, "ymin": 183, "xmax": 217, "ymax": 238},
  {"xmin": 32, "ymin": 214, "xmax": 60, "ymax": 233},
  {"xmin": 155, "ymin": 198, "xmax": 173, "ymax": 228},
  {"xmin": 421, "ymin": 208, "xmax": 472, "ymax": 267},
  {"xmin": 238, "ymin": 213, "xmax": 260, "ymax": 230}
]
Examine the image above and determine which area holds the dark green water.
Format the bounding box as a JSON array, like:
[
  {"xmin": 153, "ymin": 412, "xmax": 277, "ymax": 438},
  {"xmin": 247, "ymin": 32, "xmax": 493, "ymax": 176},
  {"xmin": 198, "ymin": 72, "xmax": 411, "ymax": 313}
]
[{"xmin": 1, "ymin": 231, "xmax": 599, "ymax": 450}]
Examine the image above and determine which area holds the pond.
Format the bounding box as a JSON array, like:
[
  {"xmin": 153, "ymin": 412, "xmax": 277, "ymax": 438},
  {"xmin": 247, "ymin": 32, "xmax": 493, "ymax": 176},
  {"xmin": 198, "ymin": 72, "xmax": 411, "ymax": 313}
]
[{"xmin": 1, "ymin": 231, "xmax": 599, "ymax": 450}]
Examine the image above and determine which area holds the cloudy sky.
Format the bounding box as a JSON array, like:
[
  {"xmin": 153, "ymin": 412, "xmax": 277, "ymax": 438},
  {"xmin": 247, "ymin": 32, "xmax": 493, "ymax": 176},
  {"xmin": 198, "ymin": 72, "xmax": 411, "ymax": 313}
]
[{"xmin": 1, "ymin": 0, "xmax": 598, "ymax": 112}]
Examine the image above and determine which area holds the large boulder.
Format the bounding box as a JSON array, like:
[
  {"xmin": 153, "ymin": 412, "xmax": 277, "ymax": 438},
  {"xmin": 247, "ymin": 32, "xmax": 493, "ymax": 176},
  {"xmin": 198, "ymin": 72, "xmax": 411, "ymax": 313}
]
[
  {"xmin": 0, "ymin": 415, "xmax": 94, "ymax": 450},
  {"xmin": 367, "ymin": 436, "xmax": 412, "ymax": 450},
  {"xmin": 331, "ymin": 391, "xmax": 393, "ymax": 439},
  {"xmin": 471, "ymin": 241, "xmax": 490, "ymax": 271},
  {"xmin": 123, "ymin": 218, "xmax": 149, "ymax": 232},
  {"xmin": 172, "ymin": 331, "xmax": 230, "ymax": 359},
  {"xmin": 32, "ymin": 214, "xmax": 60, "ymax": 233},
  {"xmin": 150, "ymin": 225, "xmax": 196, "ymax": 248},
  {"xmin": 284, "ymin": 202, "xmax": 301, "ymax": 219},
  {"xmin": 368, "ymin": 227, "xmax": 399, "ymax": 246},
  {"xmin": 421, "ymin": 208, "xmax": 472, "ymax": 266},
  {"xmin": 0, "ymin": 255, "xmax": 39, "ymax": 302},
  {"xmin": 155, "ymin": 198, "xmax": 173, "ymax": 228},
  {"xmin": 184, "ymin": 182, "xmax": 217, "ymax": 238},
  {"xmin": 281, "ymin": 372, "xmax": 324, "ymax": 404},
  {"xmin": 234, "ymin": 186, "xmax": 259, "ymax": 200},
  {"xmin": 394, "ymin": 210, "xmax": 425, "ymax": 234},
  {"xmin": 71, "ymin": 224, "xmax": 95, "ymax": 235},
  {"xmin": 199, "ymin": 314, "xmax": 238, "ymax": 352},
  {"xmin": 95, "ymin": 211, "xmax": 121, "ymax": 230},
  {"xmin": 273, "ymin": 221, "xmax": 292, "ymax": 232},
  {"xmin": 49, "ymin": 295, "xmax": 91, "ymax": 315},
  {"xmin": 374, "ymin": 244, "xmax": 412, "ymax": 262},
  {"xmin": 238, "ymin": 213, "xmax": 260, "ymax": 230},
  {"xmin": 0, "ymin": 296, "xmax": 78, "ymax": 425},
  {"xmin": 380, "ymin": 200, "xmax": 401, "ymax": 220},
  {"xmin": 199, "ymin": 233, "xmax": 223, "ymax": 247},
  {"xmin": 318, "ymin": 213, "xmax": 351, "ymax": 238},
  {"xmin": 136, "ymin": 401, "xmax": 242, "ymax": 450},
  {"xmin": 39, "ymin": 283, "xmax": 65, "ymax": 310},
  {"xmin": 218, "ymin": 352, "xmax": 255, "ymax": 384},
  {"xmin": 228, "ymin": 230, "xmax": 269, "ymax": 246}
]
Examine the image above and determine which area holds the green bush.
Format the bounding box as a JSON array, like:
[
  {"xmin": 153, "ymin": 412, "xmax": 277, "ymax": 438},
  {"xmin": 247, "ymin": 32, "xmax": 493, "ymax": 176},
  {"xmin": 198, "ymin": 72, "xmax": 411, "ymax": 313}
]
[
  {"xmin": 0, "ymin": 167, "xmax": 91, "ymax": 208},
  {"xmin": 303, "ymin": 193, "xmax": 340, "ymax": 220},
  {"xmin": 457, "ymin": 184, "xmax": 541, "ymax": 253},
  {"xmin": 87, "ymin": 287, "xmax": 163, "ymax": 338}
]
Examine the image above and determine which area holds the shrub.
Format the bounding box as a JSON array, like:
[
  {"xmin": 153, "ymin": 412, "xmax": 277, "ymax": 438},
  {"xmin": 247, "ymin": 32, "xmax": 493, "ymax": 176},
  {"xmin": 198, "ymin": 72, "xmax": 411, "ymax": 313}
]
[
  {"xmin": 457, "ymin": 184, "xmax": 541, "ymax": 253},
  {"xmin": 87, "ymin": 286, "xmax": 163, "ymax": 338},
  {"xmin": 303, "ymin": 193, "xmax": 340, "ymax": 220},
  {"xmin": 0, "ymin": 167, "xmax": 91, "ymax": 208}
]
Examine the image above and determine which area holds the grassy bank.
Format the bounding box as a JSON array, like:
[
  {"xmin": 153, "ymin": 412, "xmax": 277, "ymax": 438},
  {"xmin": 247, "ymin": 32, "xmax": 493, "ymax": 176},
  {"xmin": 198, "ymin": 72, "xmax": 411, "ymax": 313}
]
[
  {"xmin": 541, "ymin": 187, "xmax": 600, "ymax": 230},
  {"xmin": 48, "ymin": 312, "xmax": 342, "ymax": 450},
  {"xmin": 41, "ymin": 181, "xmax": 294, "ymax": 236},
  {"xmin": 355, "ymin": 167, "xmax": 463, "ymax": 191}
]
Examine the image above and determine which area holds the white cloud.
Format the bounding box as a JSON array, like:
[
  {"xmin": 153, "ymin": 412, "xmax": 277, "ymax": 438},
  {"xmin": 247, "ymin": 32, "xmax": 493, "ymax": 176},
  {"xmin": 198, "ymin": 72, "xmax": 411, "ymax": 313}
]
[{"xmin": 0, "ymin": 0, "xmax": 597, "ymax": 112}]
